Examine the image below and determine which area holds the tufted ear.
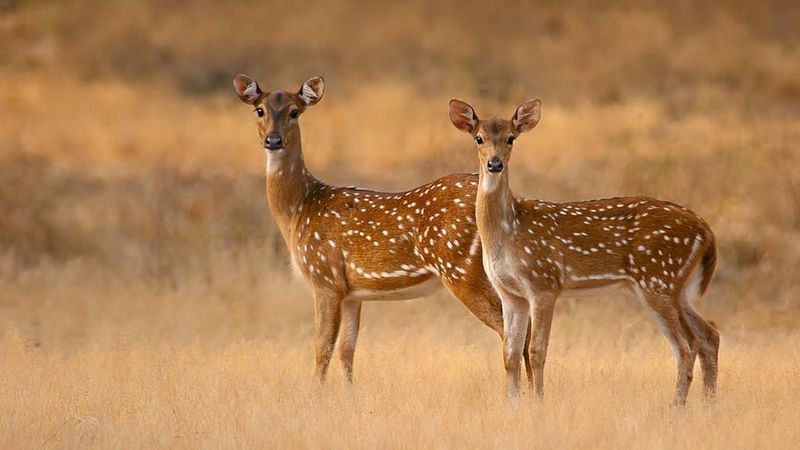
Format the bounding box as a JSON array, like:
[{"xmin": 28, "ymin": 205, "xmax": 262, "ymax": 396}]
[
  {"xmin": 298, "ymin": 76, "xmax": 325, "ymax": 105},
  {"xmin": 512, "ymin": 99, "xmax": 542, "ymax": 133},
  {"xmin": 448, "ymin": 99, "xmax": 478, "ymax": 134},
  {"xmin": 233, "ymin": 74, "xmax": 263, "ymax": 105}
]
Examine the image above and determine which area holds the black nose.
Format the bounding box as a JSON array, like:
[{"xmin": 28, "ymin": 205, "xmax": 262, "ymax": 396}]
[
  {"xmin": 487, "ymin": 157, "xmax": 504, "ymax": 173},
  {"xmin": 265, "ymin": 134, "xmax": 284, "ymax": 150}
]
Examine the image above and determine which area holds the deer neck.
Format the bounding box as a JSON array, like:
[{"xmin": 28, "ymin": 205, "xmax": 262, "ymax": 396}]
[
  {"xmin": 475, "ymin": 168, "xmax": 517, "ymax": 255},
  {"xmin": 264, "ymin": 138, "xmax": 317, "ymax": 243}
]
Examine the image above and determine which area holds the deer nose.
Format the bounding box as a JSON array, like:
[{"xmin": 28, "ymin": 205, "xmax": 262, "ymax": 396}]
[
  {"xmin": 265, "ymin": 134, "xmax": 284, "ymax": 150},
  {"xmin": 487, "ymin": 157, "xmax": 504, "ymax": 173}
]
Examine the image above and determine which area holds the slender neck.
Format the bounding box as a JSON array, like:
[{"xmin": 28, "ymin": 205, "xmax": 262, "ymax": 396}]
[
  {"xmin": 475, "ymin": 166, "xmax": 517, "ymax": 251},
  {"xmin": 264, "ymin": 136, "xmax": 317, "ymax": 243}
]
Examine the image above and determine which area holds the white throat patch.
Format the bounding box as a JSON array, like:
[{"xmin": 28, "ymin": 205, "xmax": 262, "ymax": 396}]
[
  {"xmin": 266, "ymin": 149, "xmax": 286, "ymax": 173},
  {"xmin": 481, "ymin": 172, "xmax": 500, "ymax": 192}
]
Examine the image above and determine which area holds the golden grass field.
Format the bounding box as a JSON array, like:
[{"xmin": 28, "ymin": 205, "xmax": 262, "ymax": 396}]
[{"xmin": 1, "ymin": 0, "xmax": 800, "ymax": 448}]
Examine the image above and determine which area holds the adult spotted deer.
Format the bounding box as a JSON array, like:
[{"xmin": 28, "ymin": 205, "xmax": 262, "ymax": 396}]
[
  {"xmin": 233, "ymin": 74, "xmax": 533, "ymax": 385},
  {"xmin": 449, "ymin": 98, "xmax": 719, "ymax": 404}
]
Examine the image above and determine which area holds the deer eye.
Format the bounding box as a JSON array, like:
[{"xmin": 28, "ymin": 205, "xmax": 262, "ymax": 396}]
[
  {"xmin": 507, "ymin": 135, "xmax": 515, "ymax": 145},
  {"xmin": 255, "ymin": 107, "xmax": 265, "ymax": 118},
  {"xmin": 289, "ymin": 109, "xmax": 300, "ymax": 119},
  {"xmin": 475, "ymin": 136, "xmax": 484, "ymax": 145}
]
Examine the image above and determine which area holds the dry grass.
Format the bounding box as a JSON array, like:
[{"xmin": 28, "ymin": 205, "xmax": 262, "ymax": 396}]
[
  {"xmin": 1, "ymin": 258, "xmax": 799, "ymax": 448},
  {"xmin": 1, "ymin": 0, "xmax": 800, "ymax": 448},
  {"xmin": 3, "ymin": 333, "xmax": 800, "ymax": 449}
]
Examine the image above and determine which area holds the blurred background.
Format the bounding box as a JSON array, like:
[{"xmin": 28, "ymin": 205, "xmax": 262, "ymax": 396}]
[
  {"xmin": 2, "ymin": 0, "xmax": 798, "ymax": 340},
  {"xmin": 1, "ymin": 1, "xmax": 799, "ymax": 446}
]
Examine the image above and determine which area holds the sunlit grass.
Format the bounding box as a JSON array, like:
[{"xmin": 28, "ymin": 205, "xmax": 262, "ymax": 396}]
[{"xmin": 1, "ymin": 1, "xmax": 799, "ymax": 447}]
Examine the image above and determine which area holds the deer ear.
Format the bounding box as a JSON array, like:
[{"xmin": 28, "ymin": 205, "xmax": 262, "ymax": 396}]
[
  {"xmin": 449, "ymin": 99, "xmax": 478, "ymax": 134},
  {"xmin": 233, "ymin": 74, "xmax": 262, "ymax": 105},
  {"xmin": 299, "ymin": 76, "xmax": 325, "ymax": 105},
  {"xmin": 512, "ymin": 99, "xmax": 541, "ymax": 133}
]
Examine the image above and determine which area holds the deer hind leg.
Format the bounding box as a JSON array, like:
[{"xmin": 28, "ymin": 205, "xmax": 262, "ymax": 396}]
[
  {"xmin": 683, "ymin": 305, "xmax": 720, "ymax": 398},
  {"xmin": 313, "ymin": 290, "xmax": 343, "ymax": 383},
  {"xmin": 636, "ymin": 289, "xmax": 695, "ymax": 405},
  {"xmin": 677, "ymin": 307, "xmax": 700, "ymax": 396},
  {"xmin": 500, "ymin": 292, "xmax": 530, "ymax": 402},
  {"xmin": 338, "ymin": 300, "xmax": 362, "ymax": 384},
  {"xmin": 529, "ymin": 291, "xmax": 557, "ymax": 398},
  {"xmin": 523, "ymin": 320, "xmax": 534, "ymax": 389}
]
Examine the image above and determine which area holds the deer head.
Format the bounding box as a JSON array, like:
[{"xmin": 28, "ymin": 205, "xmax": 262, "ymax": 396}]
[
  {"xmin": 233, "ymin": 74, "xmax": 325, "ymax": 151},
  {"xmin": 448, "ymin": 99, "xmax": 541, "ymax": 178}
]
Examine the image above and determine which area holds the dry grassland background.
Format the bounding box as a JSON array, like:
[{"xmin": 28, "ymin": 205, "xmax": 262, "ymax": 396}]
[{"xmin": 1, "ymin": 0, "xmax": 799, "ymax": 448}]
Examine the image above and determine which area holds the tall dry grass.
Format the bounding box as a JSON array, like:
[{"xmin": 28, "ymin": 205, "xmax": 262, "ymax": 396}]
[
  {"xmin": 1, "ymin": 0, "xmax": 800, "ymax": 447},
  {"xmin": 1, "ymin": 258, "xmax": 799, "ymax": 448}
]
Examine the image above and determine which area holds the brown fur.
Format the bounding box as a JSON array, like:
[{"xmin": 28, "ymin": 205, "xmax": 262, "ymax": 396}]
[
  {"xmin": 234, "ymin": 75, "xmax": 533, "ymax": 385},
  {"xmin": 450, "ymin": 98, "xmax": 720, "ymax": 404}
]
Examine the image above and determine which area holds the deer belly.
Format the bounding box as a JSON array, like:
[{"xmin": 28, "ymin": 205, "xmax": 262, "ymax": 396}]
[
  {"xmin": 560, "ymin": 282, "xmax": 629, "ymax": 299},
  {"xmin": 345, "ymin": 276, "xmax": 442, "ymax": 301},
  {"xmin": 560, "ymin": 275, "xmax": 633, "ymax": 299}
]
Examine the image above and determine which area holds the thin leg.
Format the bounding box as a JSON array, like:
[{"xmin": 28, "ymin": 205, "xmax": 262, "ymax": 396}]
[
  {"xmin": 634, "ymin": 286, "xmax": 695, "ymax": 405},
  {"xmin": 500, "ymin": 293, "xmax": 529, "ymax": 401},
  {"xmin": 442, "ymin": 278, "xmax": 535, "ymax": 391},
  {"xmin": 338, "ymin": 300, "xmax": 362, "ymax": 384},
  {"xmin": 683, "ymin": 305, "xmax": 720, "ymax": 398},
  {"xmin": 523, "ymin": 319, "xmax": 534, "ymax": 389},
  {"xmin": 677, "ymin": 309, "xmax": 699, "ymax": 398},
  {"xmin": 529, "ymin": 292, "xmax": 557, "ymax": 397},
  {"xmin": 442, "ymin": 278, "xmax": 520, "ymax": 389},
  {"xmin": 313, "ymin": 290, "xmax": 343, "ymax": 383}
]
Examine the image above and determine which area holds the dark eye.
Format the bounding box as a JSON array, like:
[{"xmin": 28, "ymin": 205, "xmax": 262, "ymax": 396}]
[
  {"xmin": 255, "ymin": 108, "xmax": 264, "ymax": 118},
  {"xmin": 289, "ymin": 109, "xmax": 300, "ymax": 119},
  {"xmin": 475, "ymin": 136, "xmax": 484, "ymax": 145},
  {"xmin": 507, "ymin": 135, "xmax": 515, "ymax": 145}
]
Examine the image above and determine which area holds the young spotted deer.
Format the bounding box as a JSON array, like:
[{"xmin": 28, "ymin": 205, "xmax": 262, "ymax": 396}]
[
  {"xmin": 449, "ymin": 99, "xmax": 720, "ymax": 404},
  {"xmin": 233, "ymin": 74, "xmax": 534, "ymax": 385}
]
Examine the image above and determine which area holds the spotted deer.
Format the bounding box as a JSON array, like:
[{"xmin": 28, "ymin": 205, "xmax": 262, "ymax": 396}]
[
  {"xmin": 233, "ymin": 74, "xmax": 534, "ymax": 385},
  {"xmin": 449, "ymin": 98, "xmax": 720, "ymax": 404}
]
